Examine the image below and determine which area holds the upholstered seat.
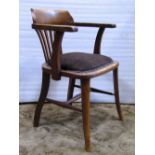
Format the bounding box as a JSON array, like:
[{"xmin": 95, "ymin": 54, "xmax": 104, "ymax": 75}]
[{"xmin": 61, "ymin": 52, "xmax": 113, "ymax": 71}]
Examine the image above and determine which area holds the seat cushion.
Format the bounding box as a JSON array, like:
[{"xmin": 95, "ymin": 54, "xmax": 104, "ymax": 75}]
[{"xmin": 61, "ymin": 52, "xmax": 113, "ymax": 71}]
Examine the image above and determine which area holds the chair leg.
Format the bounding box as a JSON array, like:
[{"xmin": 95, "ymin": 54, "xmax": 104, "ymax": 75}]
[
  {"xmin": 33, "ymin": 71, "xmax": 50, "ymax": 127},
  {"xmin": 81, "ymin": 79, "xmax": 91, "ymax": 152},
  {"xmin": 67, "ymin": 78, "xmax": 75, "ymax": 104},
  {"xmin": 113, "ymin": 68, "xmax": 123, "ymax": 121}
]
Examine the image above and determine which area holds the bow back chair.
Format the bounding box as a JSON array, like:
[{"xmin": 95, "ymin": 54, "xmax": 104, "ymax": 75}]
[{"xmin": 31, "ymin": 8, "xmax": 123, "ymax": 152}]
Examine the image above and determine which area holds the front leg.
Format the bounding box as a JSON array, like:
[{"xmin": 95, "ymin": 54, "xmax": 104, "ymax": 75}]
[
  {"xmin": 81, "ymin": 79, "xmax": 91, "ymax": 152},
  {"xmin": 33, "ymin": 71, "xmax": 50, "ymax": 127}
]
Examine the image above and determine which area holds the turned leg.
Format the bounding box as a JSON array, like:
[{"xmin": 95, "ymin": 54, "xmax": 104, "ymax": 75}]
[
  {"xmin": 33, "ymin": 71, "xmax": 50, "ymax": 127},
  {"xmin": 67, "ymin": 78, "xmax": 75, "ymax": 104},
  {"xmin": 113, "ymin": 68, "xmax": 123, "ymax": 121},
  {"xmin": 81, "ymin": 79, "xmax": 91, "ymax": 152}
]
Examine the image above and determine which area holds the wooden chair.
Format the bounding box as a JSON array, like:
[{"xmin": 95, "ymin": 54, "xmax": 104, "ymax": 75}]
[{"xmin": 31, "ymin": 8, "xmax": 123, "ymax": 152}]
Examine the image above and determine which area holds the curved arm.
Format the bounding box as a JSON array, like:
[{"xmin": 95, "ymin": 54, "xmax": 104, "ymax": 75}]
[
  {"xmin": 94, "ymin": 27, "xmax": 105, "ymax": 54},
  {"xmin": 32, "ymin": 23, "xmax": 78, "ymax": 32},
  {"xmin": 51, "ymin": 31, "xmax": 64, "ymax": 80},
  {"xmin": 71, "ymin": 22, "xmax": 116, "ymax": 54}
]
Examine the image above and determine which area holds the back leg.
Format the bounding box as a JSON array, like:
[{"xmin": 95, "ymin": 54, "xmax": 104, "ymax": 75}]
[
  {"xmin": 33, "ymin": 71, "xmax": 50, "ymax": 127},
  {"xmin": 67, "ymin": 78, "xmax": 75, "ymax": 105},
  {"xmin": 113, "ymin": 68, "xmax": 123, "ymax": 121}
]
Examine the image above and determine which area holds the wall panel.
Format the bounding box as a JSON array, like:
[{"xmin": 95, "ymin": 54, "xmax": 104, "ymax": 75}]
[{"xmin": 19, "ymin": 0, "xmax": 135, "ymax": 103}]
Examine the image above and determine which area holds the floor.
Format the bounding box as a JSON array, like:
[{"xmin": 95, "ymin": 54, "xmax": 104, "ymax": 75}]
[{"xmin": 19, "ymin": 103, "xmax": 135, "ymax": 155}]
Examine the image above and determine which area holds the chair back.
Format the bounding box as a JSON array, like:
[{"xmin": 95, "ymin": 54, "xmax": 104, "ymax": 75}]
[{"xmin": 31, "ymin": 8, "xmax": 74, "ymax": 80}]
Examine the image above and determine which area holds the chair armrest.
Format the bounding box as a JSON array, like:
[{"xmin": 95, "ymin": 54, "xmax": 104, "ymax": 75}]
[
  {"xmin": 32, "ymin": 23, "xmax": 78, "ymax": 32},
  {"xmin": 71, "ymin": 22, "xmax": 116, "ymax": 54},
  {"xmin": 72, "ymin": 22, "xmax": 116, "ymax": 28}
]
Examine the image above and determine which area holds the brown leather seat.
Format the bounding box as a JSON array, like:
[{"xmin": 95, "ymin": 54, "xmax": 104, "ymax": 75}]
[{"xmin": 61, "ymin": 52, "xmax": 113, "ymax": 71}]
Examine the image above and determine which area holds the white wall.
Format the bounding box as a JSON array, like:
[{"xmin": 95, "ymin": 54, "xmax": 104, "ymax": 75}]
[{"xmin": 19, "ymin": 0, "xmax": 135, "ymax": 103}]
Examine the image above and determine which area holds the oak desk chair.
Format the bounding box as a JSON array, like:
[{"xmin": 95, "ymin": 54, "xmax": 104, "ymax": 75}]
[{"xmin": 31, "ymin": 8, "xmax": 123, "ymax": 152}]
